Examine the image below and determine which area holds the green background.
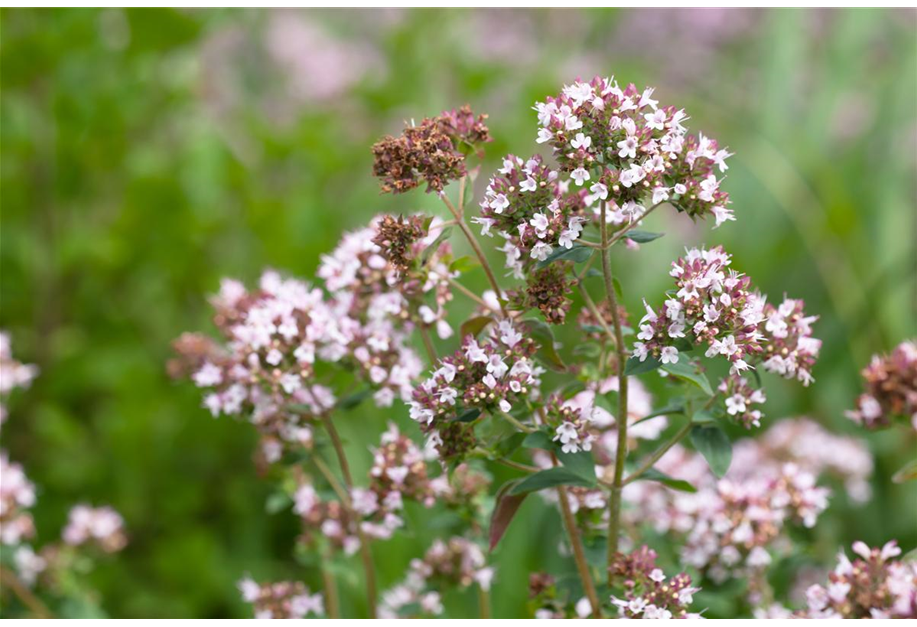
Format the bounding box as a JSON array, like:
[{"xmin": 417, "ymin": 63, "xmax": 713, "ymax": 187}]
[{"xmin": 1, "ymin": 8, "xmax": 915, "ymax": 618}]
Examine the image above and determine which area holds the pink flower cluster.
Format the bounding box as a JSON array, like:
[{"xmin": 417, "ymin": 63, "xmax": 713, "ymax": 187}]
[
  {"xmin": 409, "ymin": 319, "xmax": 542, "ymax": 457},
  {"xmin": 719, "ymin": 374, "xmax": 767, "ymax": 428},
  {"xmin": 175, "ymin": 214, "xmax": 467, "ymax": 447},
  {"xmin": 379, "ymin": 536, "xmax": 493, "ymax": 618},
  {"xmin": 760, "ymin": 297, "xmax": 822, "ymax": 386},
  {"xmin": 621, "ymin": 418, "xmax": 872, "ymax": 583},
  {"xmin": 798, "ymin": 541, "xmax": 916, "ymax": 618},
  {"xmin": 846, "ymin": 340, "xmax": 917, "ymax": 431},
  {"xmin": 476, "ymin": 154, "xmax": 589, "ymax": 276},
  {"xmin": 293, "ymin": 424, "xmax": 481, "ymax": 553},
  {"xmin": 633, "ymin": 246, "xmax": 821, "ymax": 412},
  {"xmin": 609, "ymin": 546, "xmax": 702, "ymax": 619},
  {"xmin": 0, "ymin": 332, "xmax": 38, "ymax": 428},
  {"xmin": 238, "ymin": 576, "xmax": 324, "ymax": 619},
  {"xmin": 0, "ymin": 332, "xmax": 127, "ymax": 594},
  {"xmin": 633, "ymin": 246, "xmax": 766, "ymax": 372},
  {"xmin": 61, "ymin": 504, "xmax": 127, "ymax": 553},
  {"xmin": 531, "ymin": 376, "xmax": 669, "ymax": 521},
  {"xmin": 319, "ymin": 216, "xmax": 458, "ymax": 343},
  {"xmin": 0, "ymin": 452, "xmax": 36, "ymax": 545},
  {"xmin": 534, "ymin": 76, "xmax": 734, "ymax": 227}
]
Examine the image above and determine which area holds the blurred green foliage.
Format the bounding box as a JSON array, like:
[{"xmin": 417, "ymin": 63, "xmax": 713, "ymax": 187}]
[{"xmin": 1, "ymin": 8, "xmax": 914, "ymax": 618}]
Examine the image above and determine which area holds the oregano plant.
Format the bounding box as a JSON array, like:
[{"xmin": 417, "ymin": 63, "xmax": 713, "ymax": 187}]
[{"xmin": 164, "ymin": 76, "xmax": 917, "ymax": 619}]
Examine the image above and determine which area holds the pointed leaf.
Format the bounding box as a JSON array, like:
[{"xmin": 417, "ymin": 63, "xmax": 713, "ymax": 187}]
[
  {"xmin": 489, "ymin": 480, "xmax": 528, "ymax": 551},
  {"xmin": 522, "ymin": 430, "xmax": 554, "ymax": 450},
  {"xmin": 460, "ymin": 315, "xmax": 492, "ymax": 339},
  {"xmin": 453, "ymin": 407, "xmax": 482, "ymax": 423},
  {"xmin": 509, "ymin": 466, "xmax": 594, "ymax": 495},
  {"xmin": 626, "ymin": 230, "xmax": 665, "ymax": 244},
  {"xmin": 519, "ymin": 319, "xmax": 566, "ymax": 371},
  {"xmin": 662, "ymin": 361, "xmax": 713, "ymax": 396},
  {"xmin": 420, "ymin": 226, "xmax": 453, "ymax": 265},
  {"xmin": 892, "ymin": 459, "xmax": 917, "ymax": 484},
  {"xmin": 493, "ymin": 432, "xmax": 527, "ymax": 459},
  {"xmin": 638, "ymin": 468, "xmax": 698, "ymax": 493},
  {"xmin": 633, "ymin": 400, "xmax": 686, "ymax": 425},
  {"xmin": 612, "ymin": 277, "xmax": 623, "ymax": 300},
  {"xmin": 266, "ymin": 492, "xmax": 292, "ymax": 514},
  {"xmin": 624, "ymin": 355, "xmax": 662, "ymax": 376},
  {"xmin": 536, "ymin": 244, "xmax": 593, "ymax": 269},
  {"xmin": 690, "ymin": 425, "xmax": 733, "ymax": 477},
  {"xmin": 336, "ymin": 389, "xmax": 372, "ymax": 410},
  {"xmin": 449, "ymin": 255, "xmax": 479, "ymax": 273},
  {"xmin": 556, "ymin": 448, "xmax": 596, "ymax": 483},
  {"xmin": 691, "ymin": 409, "xmax": 716, "ymax": 425}
]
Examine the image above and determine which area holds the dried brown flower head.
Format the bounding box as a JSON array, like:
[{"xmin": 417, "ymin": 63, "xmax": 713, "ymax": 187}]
[
  {"xmin": 372, "ymin": 214, "xmax": 426, "ymax": 274},
  {"xmin": 372, "ymin": 106, "xmax": 491, "ymax": 194}
]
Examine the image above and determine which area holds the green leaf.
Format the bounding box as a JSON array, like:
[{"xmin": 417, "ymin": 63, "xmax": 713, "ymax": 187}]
[
  {"xmin": 521, "ymin": 430, "xmax": 595, "ymax": 483},
  {"xmin": 453, "ymin": 407, "xmax": 482, "ymax": 423},
  {"xmin": 633, "ymin": 400, "xmax": 686, "ymax": 425},
  {"xmin": 638, "ymin": 468, "xmax": 698, "ymax": 493},
  {"xmin": 519, "ymin": 319, "xmax": 566, "ymax": 371},
  {"xmin": 449, "ymin": 255, "xmax": 479, "ymax": 273},
  {"xmin": 892, "ymin": 459, "xmax": 917, "ymax": 484},
  {"xmin": 626, "ymin": 230, "xmax": 665, "ymax": 244},
  {"xmin": 585, "ymin": 268, "xmax": 603, "ymax": 278},
  {"xmin": 493, "ymin": 432, "xmax": 527, "ymax": 459},
  {"xmin": 509, "ymin": 466, "xmax": 594, "ymax": 495},
  {"xmin": 556, "ymin": 448, "xmax": 596, "ymax": 483},
  {"xmin": 420, "ymin": 226, "xmax": 453, "ymax": 265},
  {"xmin": 266, "ymin": 492, "xmax": 292, "ymax": 514},
  {"xmin": 612, "ymin": 277, "xmax": 623, "ymax": 300},
  {"xmin": 536, "ymin": 244, "xmax": 593, "ymax": 269},
  {"xmin": 691, "ymin": 408, "xmax": 717, "ymax": 425},
  {"xmin": 662, "ymin": 361, "xmax": 713, "ymax": 396},
  {"xmin": 624, "ymin": 355, "xmax": 662, "ymax": 376},
  {"xmin": 522, "ymin": 430, "xmax": 553, "ymax": 450},
  {"xmin": 690, "ymin": 425, "xmax": 733, "ymax": 477},
  {"xmin": 489, "ymin": 480, "xmax": 528, "ymax": 551},
  {"xmin": 573, "ymin": 343, "xmax": 601, "ymax": 358},
  {"xmin": 336, "ymin": 389, "xmax": 372, "ymax": 410},
  {"xmin": 460, "ymin": 315, "xmax": 492, "ymax": 339}
]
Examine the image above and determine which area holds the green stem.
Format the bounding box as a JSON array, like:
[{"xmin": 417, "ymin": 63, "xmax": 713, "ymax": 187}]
[
  {"xmin": 477, "ymin": 585, "xmax": 492, "ymax": 619},
  {"xmin": 599, "ymin": 199, "xmax": 630, "ymax": 584},
  {"xmin": 557, "ymin": 484, "xmax": 602, "ymax": 618},
  {"xmin": 622, "ymin": 420, "xmax": 694, "ymax": 486},
  {"xmin": 440, "ymin": 194, "xmax": 507, "ymax": 315},
  {"xmin": 320, "ymin": 415, "xmax": 378, "ymax": 618}
]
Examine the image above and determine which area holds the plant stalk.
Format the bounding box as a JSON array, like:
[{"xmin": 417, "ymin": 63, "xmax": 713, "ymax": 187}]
[
  {"xmin": 320, "ymin": 415, "xmax": 378, "ymax": 618},
  {"xmin": 599, "ymin": 199, "xmax": 630, "ymax": 584}
]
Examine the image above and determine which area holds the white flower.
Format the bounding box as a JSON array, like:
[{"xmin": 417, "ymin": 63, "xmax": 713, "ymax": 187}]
[
  {"xmin": 652, "ymin": 186, "xmax": 670, "ymax": 205},
  {"xmin": 529, "ymin": 212, "xmax": 550, "ymax": 234},
  {"xmin": 575, "ymin": 597, "xmax": 593, "ymax": 618},
  {"xmin": 660, "ymin": 346, "xmax": 679, "ymax": 364},
  {"xmin": 238, "ymin": 577, "xmax": 261, "ymax": 603},
  {"xmin": 712, "ymin": 206, "xmax": 735, "ymax": 228},
  {"xmin": 589, "ymin": 182, "xmax": 608, "ymax": 200},
  {"xmin": 193, "ymin": 362, "xmax": 223, "ymax": 387},
  {"xmin": 617, "ymin": 136, "xmax": 638, "ymax": 159},
  {"xmin": 571, "ymin": 133, "xmax": 592, "ymax": 150},
  {"xmin": 530, "ymin": 241, "xmax": 553, "ymax": 261},
  {"xmin": 536, "ymin": 128, "xmax": 553, "ymax": 144},
  {"xmin": 489, "ymin": 193, "xmax": 510, "ymax": 213},
  {"xmin": 725, "ymin": 394, "xmax": 746, "ymax": 416},
  {"xmin": 520, "ymin": 176, "xmax": 537, "ymax": 193},
  {"xmin": 570, "ymin": 168, "xmax": 590, "ymax": 186},
  {"xmin": 644, "ymin": 109, "xmax": 667, "ymax": 130}
]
